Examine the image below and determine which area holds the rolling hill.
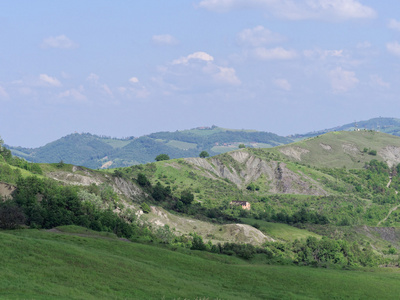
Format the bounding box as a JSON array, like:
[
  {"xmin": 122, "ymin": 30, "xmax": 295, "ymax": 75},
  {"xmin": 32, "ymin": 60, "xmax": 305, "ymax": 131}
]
[
  {"xmin": 6, "ymin": 126, "xmax": 291, "ymax": 169},
  {"xmin": 291, "ymin": 117, "xmax": 400, "ymax": 140}
]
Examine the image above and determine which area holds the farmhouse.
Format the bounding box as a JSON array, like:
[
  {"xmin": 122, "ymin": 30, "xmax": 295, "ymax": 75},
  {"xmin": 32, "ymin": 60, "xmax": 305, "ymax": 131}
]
[{"xmin": 230, "ymin": 201, "xmax": 251, "ymax": 210}]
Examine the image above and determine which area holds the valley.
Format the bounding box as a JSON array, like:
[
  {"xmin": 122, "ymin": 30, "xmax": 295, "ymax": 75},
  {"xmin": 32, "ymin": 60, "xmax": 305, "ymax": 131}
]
[{"xmin": 3, "ymin": 125, "xmax": 400, "ymax": 298}]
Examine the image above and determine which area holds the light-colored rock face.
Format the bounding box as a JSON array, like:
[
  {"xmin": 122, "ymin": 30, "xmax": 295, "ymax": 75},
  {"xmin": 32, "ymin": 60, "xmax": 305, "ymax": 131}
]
[
  {"xmin": 379, "ymin": 146, "xmax": 400, "ymax": 168},
  {"xmin": 186, "ymin": 151, "xmax": 327, "ymax": 196},
  {"xmin": 342, "ymin": 143, "xmax": 359, "ymax": 155},
  {"xmin": 279, "ymin": 147, "xmax": 310, "ymax": 161},
  {"xmin": 0, "ymin": 182, "xmax": 16, "ymax": 200},
  {"xmin": 143, "ymin": 206, "xmax": 274, "ymax": 245},
  {"xmin": 48, "ymin": 172, "xmax": 102, "ymax": 186},
  {"xmin": 320, "ymin": 143, "xmax": 332, "ymax": 151},
  {"xmin": 47, "ymin": 168, "xmax": 147, "ymax": 201}
]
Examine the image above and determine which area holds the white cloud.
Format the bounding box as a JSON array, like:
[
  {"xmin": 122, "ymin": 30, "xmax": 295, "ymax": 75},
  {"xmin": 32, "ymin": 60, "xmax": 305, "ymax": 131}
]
[
  {"xmin": 328, "ymin": 67, "xmax": 358, "ymax": 92},
  {"xmin": 387, "ymin": 41, "xmax": 400, "ymax": 56},
  {"xmin": 273, "ymin": 78, "xmax": 291, "ymax": 91},
  {"xmin": 356, "ymin": 41, "xmax": 371, "ymax": 49},
  {"xmin": 303, "ymin": 49, "xmax": 344, "ymax": 59},
  {"xmin": 86, "ymin": 73, "xmax": 113, "ymax": 97},
  {"xmin": 41, "ymin": 35, "xmax": 78, "ymax": 49},
  {"xmin": 252, "ymin": 47, "xmax": 297, "ymax": 60},
  {"xmin": 388, "ymin": 19, "xmax": 400, "ymax": 31},
  {"xmin": 118, "ymin": 86, "xmax": 150, "ymax": 99},
  {"xmin": 58, "ymin": 87, "xmax": 87, "ymax": 101},
  {"xmin": 211, "ymin": 66, "xmax": 241, "ymax": 85},
  {"xmin": 237, "ymin": 26, "xmax": 284, "ymax": 47},
  {"xmin": 87, "ymin": 73, "xmax": 100, "ymax": 83},
  {"xmin": 198, "ymin": 0, "xmax": 376, "ymax": 20},
  {"xmin": 152, "ymin": 34, "xmax": 179, "ymax": 46},
  {"xmin": 172, "ymin": 52, "xmax": 214, "ymax": 65},
  {"xmin": 39, "ymin": 74, "xmax": 61, "ymax": 87},
  {"xmin": 370, "ymin": 75, "xmax": 390, "ymax": 89},
  {"xmin": 129, "ymin": 77, "xmax": 139, "ymax": 84},
  {"xmin": 0, "ymin": 86, "xmax": 9, "ymax": 98}
]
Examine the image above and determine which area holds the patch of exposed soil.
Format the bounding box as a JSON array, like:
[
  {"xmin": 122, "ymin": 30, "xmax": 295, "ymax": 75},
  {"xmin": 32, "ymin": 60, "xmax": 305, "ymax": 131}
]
[
  {"xmin": 279, "ymin": 147, "xmax": 310, "ymax": 161},
  {"xmin": 0, "ymin": 182, "xmax": 16, "ymax": 200},
  {"xmin": 320, "ymin": 143, "xmax": 332, "ymax": 151},
  {"xmin": 144, "ymin": 206, "xmax": 274, "ymax": 245},
  {"xmin": 379, "ymin": 146, "xmax": 400, "ymax": 168},
  {"xmin": 186, "ymin": 153, "xmax": 327, "ymax": 196},
  {"xmin": 342, "ymin": 143, "xmax": 359, "ymax": 155}
]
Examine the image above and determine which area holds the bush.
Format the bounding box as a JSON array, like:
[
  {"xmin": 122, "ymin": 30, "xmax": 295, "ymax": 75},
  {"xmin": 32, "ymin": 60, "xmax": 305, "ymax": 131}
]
[{"xmin": 155, "ymin": 154, "xmax": 170, "ymax": 161}]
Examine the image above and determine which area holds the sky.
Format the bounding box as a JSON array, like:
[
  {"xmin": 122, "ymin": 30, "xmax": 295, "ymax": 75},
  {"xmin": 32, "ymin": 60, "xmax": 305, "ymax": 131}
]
[{"xmin": 1, "ymin": 0, "xmax": 400, "ymax": 147}]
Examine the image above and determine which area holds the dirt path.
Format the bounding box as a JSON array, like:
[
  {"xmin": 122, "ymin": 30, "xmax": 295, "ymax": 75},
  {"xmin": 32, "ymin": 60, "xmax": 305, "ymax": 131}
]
[
  {"xmin": 377, "ymin": 204, "xmax": 400, "ymax": 226},
  {"xmin": 377, "ymin": 177, "xmax": 399, "ymax": 226}
]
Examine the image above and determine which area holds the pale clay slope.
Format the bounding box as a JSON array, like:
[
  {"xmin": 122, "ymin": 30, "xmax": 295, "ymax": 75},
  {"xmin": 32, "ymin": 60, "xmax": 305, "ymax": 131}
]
[
  {"xmin": 185, "ymin": 151, "xmax": 327, "ymax": 196},
  {"xmin": 144, "ymin": 206, "xmax": 274, "ymax": 245}
]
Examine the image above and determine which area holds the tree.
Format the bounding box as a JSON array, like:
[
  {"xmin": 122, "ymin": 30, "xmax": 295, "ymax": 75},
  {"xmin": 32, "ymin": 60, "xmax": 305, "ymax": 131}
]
[
  {"xmin": 155, "ymin": 154, "xmax": 170, "ymax": 161},
  {"xmin": 238, "ymin": 144, "xmax": 246, "ymax": 149},
  {"xmin": 181, "ymin": 190, "xmax": 194, "ymax": 205},
  {"xmin": 199, "ymin": 151, "xmax": 209, "ymax": 158},
  {"xmin": 137, "ymin": 173, "xmax": 150, "ymax": 187}
]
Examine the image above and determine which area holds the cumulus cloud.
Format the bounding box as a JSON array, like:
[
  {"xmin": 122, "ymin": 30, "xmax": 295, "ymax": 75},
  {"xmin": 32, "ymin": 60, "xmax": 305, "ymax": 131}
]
[
  {"xmin": 129, "ymin": 77, "xmax": 139, "ymax": 83},
  {"xmin": 41, "ymin": 35, "xmax": 78, "ymax": 49},
  {"xmin": 172, "ymin": 52, "xmax": 214, "ymax": 64},
  {"xmin": 328, "ymin": 67, "xmax": 358, "ymax": 92},
  {"xmin": 252, "ymin": 47, "xmax": 297, "ymax": 60},
  {"xmin": 86, "ymin": 73, "xmax": 113, "ymax": 97},
  {"xmin": 58, "ymin": 87, "xmax": 87, "ymax": 101},
  {"xmin": 87, "ymin": 73, "xmax": 100, "ymax": 83},
  {"xmin": 0, "ymin": 85, "xmax": 9, "ymax": 99},
  {"xmin": 237, "ymin": 26, "xmax": 284, "ymax": 47},
  {"xmin": 198, "ymin": 0, "xmax": 376, "ymax": 20},
  {"xmin": 387, "ymin": 41, "xmax": 400, "ymax": 56},
  {"xmin": 207, "ymin": 66, "xmax": 241, "ymax": 85},
  {"xmin": 388, "ymin": 19, "xmax": 400, "ymax": 31},
  {"xmin": 152, "ymin": 34, "xmax": 179, "ymax": 46},
  {"xmin": 155, "ymin": 51, "xmax": 241, "ymax": 93},
  {"xmin": 273, "ymin": 78, "xmax": 291, "ymax": 91},
  {"xmin": 370, "ymin": 75, "xmax": 390, "ymax": 89},
  {"xmin": 39, "ymin": 74, "xmax": 61, "ymax": 87},
  {"xmin": 303, "ymin": 49, "xmax": 344, "ymax": 59}
]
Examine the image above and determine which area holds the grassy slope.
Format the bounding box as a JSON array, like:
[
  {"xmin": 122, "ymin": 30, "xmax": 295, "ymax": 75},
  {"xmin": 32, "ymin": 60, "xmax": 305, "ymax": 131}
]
[
  {"xmin": 2, "ymin": 227, "xmax": 400, "ymax": 299},
  {"xmin": 274, "ymin": 131, "xmax": 400, "ymax": 169}
]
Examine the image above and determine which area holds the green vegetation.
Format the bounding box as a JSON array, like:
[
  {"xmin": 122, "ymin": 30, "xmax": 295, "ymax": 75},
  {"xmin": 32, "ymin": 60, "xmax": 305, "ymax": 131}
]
[
  {"xmin": 199, "ymin": 150, "xmax": 209, "ymax": 158},
  {"xmin": 6, "ymin": 127, "xmax": 291, "ymax": 168},
  {"xmin": 155, "ymin": 153, "xmax": 170, "ymax": 161},
  {"xmin": 2, "ymin": 228, "xmax": 400, "ymax": 299}
]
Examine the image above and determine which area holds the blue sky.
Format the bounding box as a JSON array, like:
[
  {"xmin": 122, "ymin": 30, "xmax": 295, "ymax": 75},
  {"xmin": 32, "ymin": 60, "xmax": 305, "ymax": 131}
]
[{"xmin": 1, "ymin": 0, "xmax": 400, "ymax": 147}]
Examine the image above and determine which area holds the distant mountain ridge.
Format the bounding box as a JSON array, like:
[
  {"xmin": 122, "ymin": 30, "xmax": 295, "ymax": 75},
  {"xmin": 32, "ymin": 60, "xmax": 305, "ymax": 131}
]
[
  {"xmin": 6, "ymin": 117, "xmax": 400, "ymax": 169},
  {"xmin": 291, "ymin": 117, "xmax": 400, "ymax": 140},
  {"xmin": 6, "ymin": 126, "xmax": 291, "ymax": 169}
]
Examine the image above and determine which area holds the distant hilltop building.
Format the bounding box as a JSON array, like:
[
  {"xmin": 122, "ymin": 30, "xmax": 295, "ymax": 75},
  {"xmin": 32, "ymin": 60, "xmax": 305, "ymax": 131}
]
[{"xmin": 230, "ymin": 201, "xmax": 251, "ymax": 210}]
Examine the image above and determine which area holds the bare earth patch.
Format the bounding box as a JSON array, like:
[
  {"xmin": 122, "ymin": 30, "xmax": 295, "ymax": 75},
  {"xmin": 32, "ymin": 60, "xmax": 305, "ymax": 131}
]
[
  {"xmin": 379, "ymin": 146, "xmax": 400, "ymax": 168},
  {"xmin": 342, "ymin": 143, "xmax": 359, "ymax": 155},
  {"xmin": 320, "ymin": 143, "xmax": 332, "ymax": 151},
  {"xmin": 279, "ymin": 147, "xmax": 310, "ymax": 161}
]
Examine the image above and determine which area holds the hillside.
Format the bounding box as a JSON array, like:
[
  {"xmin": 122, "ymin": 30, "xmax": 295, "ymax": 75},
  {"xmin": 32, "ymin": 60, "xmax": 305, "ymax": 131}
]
[
  {"xmin": 292, "ymin": 117, "xmax": 400, "ymax": 140},
  {"xmin": 273, "ymin": 130, "xmax": 400, "ymax": 169},
  {"xmin": 2, "ymin": 227, "xmax": 400, "ymax": 299},
  {"xmin": 6, "ymin": 126, "xmax": 291, "ymax": 169},
  {"xmin": 4, "ymin": 131, "xmax": 400, "ymax": 298}
]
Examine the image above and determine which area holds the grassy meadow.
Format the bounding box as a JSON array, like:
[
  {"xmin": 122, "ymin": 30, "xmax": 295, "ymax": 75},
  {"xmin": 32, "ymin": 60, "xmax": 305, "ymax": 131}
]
[{"xmin": 1, "ymin": 226, "xmax": 400, "ymax": 299}]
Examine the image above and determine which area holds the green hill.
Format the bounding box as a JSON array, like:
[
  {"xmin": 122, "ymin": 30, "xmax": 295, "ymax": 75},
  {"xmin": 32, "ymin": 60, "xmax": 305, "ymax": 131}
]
[
  {"xmin": 292, "ymin": 117, "xmax": 400, "ymax": 140},
  {"xmin": 272, "ymin": 130, "xmax": 400, "ymax": 169},
  {"xmin": 6, "ymin": 127, "xmax": 291, "ymax": 169},
  {"xmin": 2, "ymin": 227, "xmax": 400, "ymax": 299}
]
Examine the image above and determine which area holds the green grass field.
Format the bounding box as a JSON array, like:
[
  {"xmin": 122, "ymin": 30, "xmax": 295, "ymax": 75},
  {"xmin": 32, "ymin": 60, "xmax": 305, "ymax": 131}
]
[
  {"xmin": 2, "ymin": 227, "xmax": 400, "ymax": 299},
  {"xmin": 240, "ymin": 218, "xmax": 321, "ymax": 242}
]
